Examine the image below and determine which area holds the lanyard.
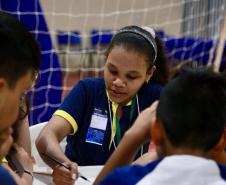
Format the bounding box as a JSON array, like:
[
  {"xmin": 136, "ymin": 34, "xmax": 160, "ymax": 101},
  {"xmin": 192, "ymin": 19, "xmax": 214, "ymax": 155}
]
[
  {"xmin": 109, "ymin": 96, "xmax": 136, "ymax": 148},
  {"xmin": 115, "ymin": 96, "xmax": 136, "ymax": 145}
]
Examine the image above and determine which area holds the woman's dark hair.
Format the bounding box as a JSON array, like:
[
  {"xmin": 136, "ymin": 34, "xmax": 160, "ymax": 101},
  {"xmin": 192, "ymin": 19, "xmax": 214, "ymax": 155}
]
[
  {"xmin": 149, "ymin": 36, "xmax": 169, "ymax": 85},
  {"xmin": 106, "ymin": 25, "xmax": 169, "ymax": 85}
]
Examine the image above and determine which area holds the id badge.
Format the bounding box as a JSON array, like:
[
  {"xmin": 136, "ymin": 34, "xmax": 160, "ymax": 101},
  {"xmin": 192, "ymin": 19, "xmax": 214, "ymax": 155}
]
[{"xmin": 86, "ymin": 110, "xmax": 108, "ymax": 145}]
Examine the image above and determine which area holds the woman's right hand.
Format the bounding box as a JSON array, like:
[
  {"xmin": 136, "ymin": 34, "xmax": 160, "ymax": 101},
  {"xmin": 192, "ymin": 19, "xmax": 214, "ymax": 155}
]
[{"xmin": 52, "ymin": 161, "xmax": 78, "ymax": 185}]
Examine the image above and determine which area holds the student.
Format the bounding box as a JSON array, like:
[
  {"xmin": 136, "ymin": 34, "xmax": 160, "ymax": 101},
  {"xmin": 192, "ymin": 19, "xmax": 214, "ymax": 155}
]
[
  {"xmin": 13, "ymin": 97, "xmax": 31, "ymax": 155},
  {"xmin": 6, "ymin": 97, "xmax": 34, "ymax": 169},
  {"xmin": 36, "ymin": 25, "xmax": 169, "ymax": 184},
  {"xmin": 133, "ymin": 63, "xmax": 226, "ymax": 166},
  {"xmin": 96, "ymin": 68, "xmax": 226, "ymax": 185},
  {"xmin": 0, "ymin": 11, "xmax": 40, "ymax": 184}
]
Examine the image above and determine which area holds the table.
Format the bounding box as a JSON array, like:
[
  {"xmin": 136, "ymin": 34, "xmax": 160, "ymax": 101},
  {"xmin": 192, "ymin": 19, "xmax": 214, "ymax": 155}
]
[{"xmin": 33, "ymin": 165, "xmax": 103, "ymax": 185}]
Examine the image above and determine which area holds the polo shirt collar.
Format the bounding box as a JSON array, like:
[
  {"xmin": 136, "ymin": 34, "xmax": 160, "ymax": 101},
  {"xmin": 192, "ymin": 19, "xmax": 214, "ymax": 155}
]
[{"xmin": 106, "ymin": 90, "xmax": 132, "ymax": 106}]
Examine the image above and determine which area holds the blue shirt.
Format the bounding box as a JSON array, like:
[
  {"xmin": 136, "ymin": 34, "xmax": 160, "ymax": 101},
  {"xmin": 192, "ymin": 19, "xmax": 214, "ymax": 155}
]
[
  {"xmin": 101, "ymin": 160, "xmax": 161, "ymax": 185},
  {"xmin": 0, "ymin": 165, "xmax": 17, "ymax": 185},
  {"xmin": 100, "ymin": 158, "xmax": 226, "ymax": 185},
  {"xmin": 55, "ymin": 78, "xmax": 162, "ymax": 165}
]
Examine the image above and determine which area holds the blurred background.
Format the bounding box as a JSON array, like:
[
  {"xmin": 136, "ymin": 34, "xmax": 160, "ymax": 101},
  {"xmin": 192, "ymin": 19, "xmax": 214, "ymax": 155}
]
[{"xmin": 0, "ymin": 0, "xmax": 225, "ymax": 125}]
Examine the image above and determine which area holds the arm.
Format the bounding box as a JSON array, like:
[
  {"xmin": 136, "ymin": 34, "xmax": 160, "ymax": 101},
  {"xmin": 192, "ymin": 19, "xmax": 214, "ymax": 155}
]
[
  {"xmin": 0, "ymin": 132, "xmax": 32, "ymax": 185},
  {"xmin": 36, "ymin": 80, "xmax": 86, "ymax": 167},
  {"xmin": 133, "ymin": 151, "xmax": 158, "ymax": 165},
  {"xmin": 6, "ymin": 144, "xmax": 33, "ymax": 185},
  {"xmin": 94, "ymin": 101, "xmax": 158, "ymax": 185},
  {"xmin": 6, "ymin": 118, "xmax": 33, "ymax": 185},
  {"xmin": 2, "ymin": 164, "xmax": 29, "ymax": 185},
  {"xmin": 7, "ymin": 116, "xmax": 33, "ymax": 172},
  {"xmin": 0, "ymin": 127, "xmax": 13, "ymax": 161},
  {"xmin": 133, "ymin": 140, "xmax": 158, "ymax": 165},
  {"xmin": 13, "ymin": 117, "xmax": 31, "ymax": 155},
  {"xmin": 35, "ymin": 115, "xmax": 78, "ymax": 185},
  {"xmin": 2, "ymin": 144, "xmax": 33, "ymax": 185}
]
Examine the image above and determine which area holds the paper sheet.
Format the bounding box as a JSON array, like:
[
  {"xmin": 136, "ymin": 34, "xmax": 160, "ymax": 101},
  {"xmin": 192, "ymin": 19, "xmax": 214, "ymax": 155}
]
[{"xmin": 33, "ymin": 165, "xmax": 103, "ymax": 185}]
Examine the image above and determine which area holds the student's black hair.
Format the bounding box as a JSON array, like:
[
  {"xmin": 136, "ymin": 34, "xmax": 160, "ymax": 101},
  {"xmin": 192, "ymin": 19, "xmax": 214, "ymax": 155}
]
[
  {"xmin": 157, "ymin": 67, "xmax": 226, "ymax": 152},
  {"xmin": 106, "ymin": 25, "xmax": 169, "ymax": 85},
  {"xmin": 0, "ymin": 11, "xmax": 40, "ymax": 88}
]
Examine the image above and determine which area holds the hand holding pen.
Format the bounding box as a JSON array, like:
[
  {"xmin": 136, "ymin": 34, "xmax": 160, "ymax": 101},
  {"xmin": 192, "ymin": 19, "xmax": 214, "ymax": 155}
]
[{"xmin": 42, "ymin": 153, "xmax": 90, "ymax": 183}]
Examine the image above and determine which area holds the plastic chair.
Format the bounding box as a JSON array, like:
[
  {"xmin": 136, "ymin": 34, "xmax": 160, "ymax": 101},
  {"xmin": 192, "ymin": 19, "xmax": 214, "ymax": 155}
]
[{"xmin": 29, "ymin": 122, "xmax": 67, "ymax": 167}]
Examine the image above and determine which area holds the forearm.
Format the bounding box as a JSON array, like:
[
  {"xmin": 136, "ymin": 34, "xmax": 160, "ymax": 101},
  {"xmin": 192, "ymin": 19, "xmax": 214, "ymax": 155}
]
[
  {"xmin": 94, "ymin": 103, "xmax": 157, "ymax": 185},
  {"xmin": 133, "ymin": 150, "xmax": 158, "ymax": 165},
  {"xmin": 108, "ymin": 130, "xmax": 145, "ymax": 164},
  {"xmin": 94, "ymin": 130, "xmax": 145, "ymax": 185},
  {"xmin": 36, "ymin": 131, "xmax": 71, "ymax": 169},
  {"xmin": 15, "ymin": 117, "xmax": 31, "ymax": 155}
]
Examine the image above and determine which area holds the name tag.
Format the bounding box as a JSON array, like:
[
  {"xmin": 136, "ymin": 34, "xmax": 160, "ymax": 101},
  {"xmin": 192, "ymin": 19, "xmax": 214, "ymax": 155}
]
[
  {"xmin": 86, "ymin": 110, "xmax": 108, "ymax": 145},
  {"xmin": 90, "ymin": 113, "xmax": 108, "ymax": 130}
]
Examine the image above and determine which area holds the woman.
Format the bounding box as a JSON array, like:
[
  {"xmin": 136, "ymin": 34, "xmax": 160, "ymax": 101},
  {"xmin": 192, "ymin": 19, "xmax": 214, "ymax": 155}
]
[{"xmin": 36, "ymin": 25, "xmax": 169, "ymax": 185}]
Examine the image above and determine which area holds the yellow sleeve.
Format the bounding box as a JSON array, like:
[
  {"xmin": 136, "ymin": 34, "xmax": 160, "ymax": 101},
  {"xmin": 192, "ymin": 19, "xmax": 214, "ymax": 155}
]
[
  {"xmin": 54, "ymin": 110, "xmax": 78, "ymax": 134},
  {"xmin": 1, "ymin": 158, "xmax": 8, "ymax": 164}
]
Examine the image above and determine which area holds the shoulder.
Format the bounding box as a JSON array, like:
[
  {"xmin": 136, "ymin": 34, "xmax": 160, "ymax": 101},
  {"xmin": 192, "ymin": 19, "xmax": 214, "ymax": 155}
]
[
  {"xmin": 79, "ymin": 77, "xmax": 105, "ymax": 94},
  {"xmin": 141, "ymin": 82, "xmax": 162, "ymax": 93},
  {"xmin": 78, "ymin": 77, "xmax": 105, "ymax": 86},
  {"xmin": 100, "ymin": 160, "xmax": 161, "ymax": 185},
  {"xmin": 218, "ymin": 164, "xmax": 226, "ymax": 180},
  {"xmin": 68, "ymin": 77, "xmax": 105, "ymax": 95},
  {"xmin": 0, "ymin": 165, "xmax": 17, "ymax": 185},
  {"xmin": 138, "ymin": 83, "xmax": 163, "ymax": 106}
]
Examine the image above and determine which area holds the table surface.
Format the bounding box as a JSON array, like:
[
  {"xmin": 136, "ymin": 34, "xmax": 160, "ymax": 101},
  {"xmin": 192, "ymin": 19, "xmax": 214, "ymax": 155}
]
[{"xmin": 33, "ymin": 165, "xmax": 103, "ymax": 185}]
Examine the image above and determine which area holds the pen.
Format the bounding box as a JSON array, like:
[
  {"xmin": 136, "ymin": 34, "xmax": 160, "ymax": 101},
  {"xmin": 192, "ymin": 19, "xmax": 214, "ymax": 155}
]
[{"xmin": 41, "ymin": 153, "xmax": 90, "ymax": 182}]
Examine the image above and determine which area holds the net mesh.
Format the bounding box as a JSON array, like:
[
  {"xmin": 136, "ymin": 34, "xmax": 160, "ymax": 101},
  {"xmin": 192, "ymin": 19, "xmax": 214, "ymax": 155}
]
[{"xmin": 0, "ymin": 0, "xmax": 225, "ymax": 124}]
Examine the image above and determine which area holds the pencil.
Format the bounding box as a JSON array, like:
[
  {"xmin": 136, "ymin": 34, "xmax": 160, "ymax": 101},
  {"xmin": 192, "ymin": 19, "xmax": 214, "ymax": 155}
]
[{"xmin": 42, "ymin": 153, "xmax": 90, "ymax": 182}]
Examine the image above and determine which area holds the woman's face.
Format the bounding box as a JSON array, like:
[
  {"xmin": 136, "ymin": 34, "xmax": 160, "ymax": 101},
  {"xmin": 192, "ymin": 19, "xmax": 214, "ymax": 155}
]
[{"xmin": 104, "ymin": 46, "xmax": 154, "ymax": 106}]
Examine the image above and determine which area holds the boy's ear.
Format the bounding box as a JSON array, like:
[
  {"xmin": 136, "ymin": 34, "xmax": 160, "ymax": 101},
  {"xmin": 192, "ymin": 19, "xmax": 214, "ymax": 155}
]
[
  {"xmin": 0, "ymin": 78, "xmax": 8, "ymax": 98},
  {"xmin": 0, "ymin": 78, "xmax": 7, "ymax": 107},
  {"xmin": 223, "ymin": 127, "xmax": 226, "ymax": 148},
  {"xmin": 150, "ymin": 119, "xmax": 164, "ymax": 146},
  {"xmin": 0, "ymin": 78, "xmax": 7, "ymax": 90},
  {"xmin": 211, "ymin": 127, "xmax": 226, "ymax": 154}
]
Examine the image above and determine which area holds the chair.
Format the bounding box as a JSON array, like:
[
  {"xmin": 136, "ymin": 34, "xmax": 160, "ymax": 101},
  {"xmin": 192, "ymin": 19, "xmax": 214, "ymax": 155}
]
[
  {"xmin": 29, "ymin": 122, "xmax": 67, "ymax": 167},
  {"xmin": 90, "ymin": 29, "xmax": 113, "ymax": 47}
]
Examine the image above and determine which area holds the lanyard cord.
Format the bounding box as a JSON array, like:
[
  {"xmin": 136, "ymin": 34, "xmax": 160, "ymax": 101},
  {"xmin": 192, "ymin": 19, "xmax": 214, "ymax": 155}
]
[
  {"xmin": 115, "ymin": 96, "xmax": 136, "ymax": 145},
  {"xmin": 108, "ymin": 99, "xmax": 117, "ymax": 149},
  {"xmin": 136, "ymin": 95, "xmax": 144, "ymax": 156},
  {"xmin": 108, "ymin": 94, "xmax": 143, "ymax": 156}
]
